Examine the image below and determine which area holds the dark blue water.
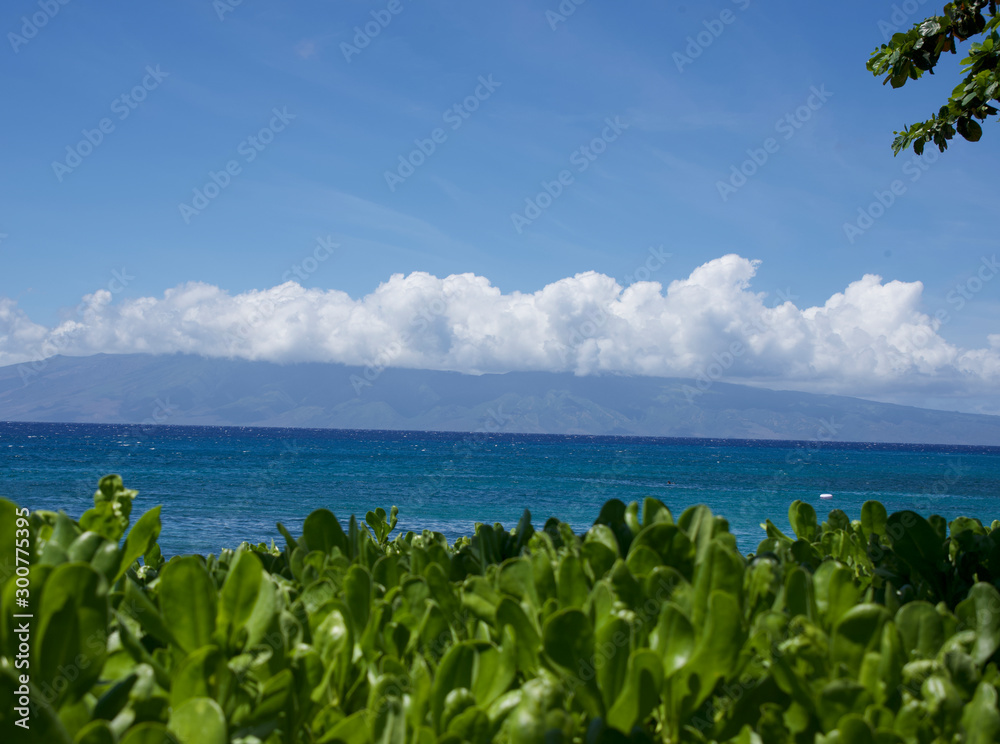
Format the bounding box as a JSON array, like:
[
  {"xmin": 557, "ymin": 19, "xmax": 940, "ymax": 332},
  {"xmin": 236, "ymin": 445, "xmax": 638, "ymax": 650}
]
[{"xmin": 2, "ymin": 422, "xmax": 998, "ymax": 556}]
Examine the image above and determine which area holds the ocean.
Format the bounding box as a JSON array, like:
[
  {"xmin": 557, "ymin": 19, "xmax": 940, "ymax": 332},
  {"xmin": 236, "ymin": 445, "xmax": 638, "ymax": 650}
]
[{"xmin": 2, "ymin": 421, "xmax": 998, "ymax": 556}]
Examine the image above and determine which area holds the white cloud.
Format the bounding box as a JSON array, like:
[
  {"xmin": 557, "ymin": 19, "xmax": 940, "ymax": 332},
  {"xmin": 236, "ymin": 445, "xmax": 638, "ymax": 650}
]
[
  {"xmin": 0, "ymin": 298, "xmax": 49, "ymax": 357},
  {"xmin": 2, "ymin": 254, "xmax": 998, "ymax": 410}
]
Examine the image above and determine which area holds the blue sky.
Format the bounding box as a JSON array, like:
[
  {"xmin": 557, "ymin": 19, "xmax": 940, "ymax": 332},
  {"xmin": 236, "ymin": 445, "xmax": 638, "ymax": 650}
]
[{"xmin": 2, "ymin": 0, "xmax": 999, "ymax": 412}]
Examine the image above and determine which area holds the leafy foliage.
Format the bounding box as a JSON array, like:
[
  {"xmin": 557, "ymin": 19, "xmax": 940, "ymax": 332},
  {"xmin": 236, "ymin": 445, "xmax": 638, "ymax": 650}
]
[
  {"xmin": 868, "ymin": 0, "xmax": 1000, "ymax": 154},
  {"xmin": 2, "ymin": 481, "xmax": 1000, "ymax": 743}
]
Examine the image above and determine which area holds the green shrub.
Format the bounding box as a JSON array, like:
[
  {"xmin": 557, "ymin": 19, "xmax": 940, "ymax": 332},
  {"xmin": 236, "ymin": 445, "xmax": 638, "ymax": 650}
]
[{"xmin": 2, "ymin": 477, "xmax": 999, "ymax": 743}]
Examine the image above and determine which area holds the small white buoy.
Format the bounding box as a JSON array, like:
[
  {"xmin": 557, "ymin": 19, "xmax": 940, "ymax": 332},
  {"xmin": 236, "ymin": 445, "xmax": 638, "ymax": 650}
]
[{"xmin": 820, "ymin": 493, "xmax": 833, "ymax": 499}]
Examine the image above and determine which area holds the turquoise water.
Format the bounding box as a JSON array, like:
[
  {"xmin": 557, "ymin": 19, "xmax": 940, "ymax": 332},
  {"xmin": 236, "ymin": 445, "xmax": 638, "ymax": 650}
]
[{"xmin": 2, "ymin": 422, "xmax": 998, "ymax": 556}]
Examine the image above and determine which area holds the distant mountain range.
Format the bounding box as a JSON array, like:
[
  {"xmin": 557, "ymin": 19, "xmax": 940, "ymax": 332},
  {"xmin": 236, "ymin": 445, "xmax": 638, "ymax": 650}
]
[{"xmin": 1, "ymin": 353, "xmax": 999, "ymax": 445}]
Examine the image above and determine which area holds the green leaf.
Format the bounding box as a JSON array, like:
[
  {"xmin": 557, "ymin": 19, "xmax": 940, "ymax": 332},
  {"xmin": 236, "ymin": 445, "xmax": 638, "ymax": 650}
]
[
  {"xmin": 594, "ymin": 499, "xmax": 634, "ymax": 556},
  {"xmin": 920, "ymin": 20, "xmax": 942, "ymax": 36},
  {"xmin": 431, "ymin": 641, "xmax": 480, "ymax": 731},
  {"xmin": 81, "ymin": 475, "xmax": 137, "ymax": 542},
  {"xmin": 607, "ymin": 560, "xmax": 643, "ymax": 611},
  {"xmin": 498, "ymin": 558, "xmax": 539, "ymax": 608},
  {"xmin": 374, "ymin": 694, "xmax": 407, "ymax": 744},
  {"xmin": 886, "ymin": 511, "xmax": 946, "ymax": 595},
  {"xmin": 788, "ymin": 500, "xmax": 818, "ymax": 541},
  {"xmin": 461, "ymin": 575, "xmax": 500, "ymax": 623},
  {"xmin": 348, "ymin": 514, "xmax": 360, "ymax": 561},
  {"xmin": 595, "ymin": 616, "xmax": 630, "ymax": 711},
  {"xmin": 605, "ymin": 649, "xmax": 664, "ymax": 733},
  {"xmin": 275, "ymin": 521, "xmax": 298, "ymax": 552},
  {"xmin": 314, "ymin": 606, "xmax": 353, "ymax": 697},
  {"xmin": 216, "ymin": 550, "xmax": 263, "ymax": 650},
  {"xmin": 317, "ymin": 709, "xmax": 370, "ymax": 744},
  {"xmin": 248, "ymin": 668, "xmax": 294, "ymax": 725},
  {"xmin": 585, "ymin": 524, "xmax": 621, "ymax": 558},
  {"xmin": 114, "ymin": 620, "xmax": 171, "ymax": 691},
  {"xmin": 677, "ymin": 591, "xmax": 744, "ymax": 713},
  {"xmin": 762, "ymin": 519, "xmax": 791, "ymax": 542},
  {"xmin": 36, "ymin": 563, "xmax": 108, "ymax": 707},
  {"xmin": 624, "ymin": 544, "xmax": 661, "ymax": 577},
  {"xmin": 116, "ymin": 505, "xmax": 162, "ymax": 581},
  {"xmin": 40, "ymin": 511, "xmax": 80, "ymax": 564},
  {"xmin": 813, "ymin": 561, "xmax": 859, "ymax": 630},
  {"xmin": 366, "ymin": 508, "xmax": 388, "ymax": 543},
  {"xmin": 512, "ymin": 509, "xmax": 535, "ymax": 555},
  {"xmin": 957, "ymin": 117, "xmax": 983, "ymax": 141},
  {"xmin": 875, "ymin": 621, "xmax": 905, "ymax": 707},
  {"xmin": 836, "ymin": 714, "xmax": 875, "ymax": 744},
  {"xmin": 94, "ymin": 474, "xmax": 134, "ymax": 504},
  {"xmin": 158, "ymin": 556, "xmax": 217, "ymax": 654},
  {"xmin": 860, "ymin": 501, "xmax": 888, "ymax": 539},
  {"xmin": 650, "ymin": 602, "xmax": 695, "ymax": 677},
  {"xmin": 678, "ymin": 504, "xmax": 719, "ymax": 564},
  {"xmin": 302, "ymin": 508, "xmax": 348, "ymax": 555},
  {"xmin": 624, "ymin": 501, "xmax": 641, "ymax": 540},
  {"xmin": 90, "ymin": 542, "xmax": 122, "ymax": 583},
  {"xmin": 471, "ymin": 643, "xmax": 517, "ymax": 709},
  {"xmin": 896, "ymin": 601, "xmax": 945, "ymax": 660},
  {"xmin": 542, "ymin": 610, "xmax": 603, "ymax": 716},
  {"xmin": 119, "ymin": 723, "xmax": 180, "ymax": 744},
  {"xmin": 955, "ymin": 582, "xmax": 1000, "ymax": 665},
  {"xmin": 832, "ymin": 604, "xmax": 890, "ymax": 677},
  {"xmin": 642, "ymin": 497, "xmax": 673, "ymax": 527},
  {"xmin": 581, "ymin": 540, "xmax": 618, "ymax": 582},
  {"xmin": 74, "ymin": 720, "xmax": 117, "ymax": 744},
  {"xmin": 557, "ymin": 554, "xmax": 590, "ymax": 608},
  {"xmin": 962, "ymin": 681, "xmax": 1000, "ymax": 744},
  {"xmin": 817, "ymin": 679, "xmax": 870, "ymax": 732},
  {"xmin": 373, "ymin": 553, "xmax": 401, "ymax": 590},
  {"xmin": 167, "ymin": 697, "xmax": 227, "ymax": 744},
  {"xmin": 169, "ymin": 645, "xmax": 232, "ymax": 707},
  {"xmin": 543, "ymin": 608, "xmax": 594, "ymax": 679},
  {"xmin": 446, "ymin": 703, "xmax": 490, "ymax": 744},
  {"xmin": 122, "ymin": 576, "xmax": 174, "ymax": 646},
  {"xmin": 826, "ymin": 509, "xmax": 851, "ymax": 532},
  {"xmin": 91, "ymin": 669, "xmax": 139, "ymax": 722},
  {"xmin": 784, "ymin": 565, "xmax": 814, "ymax": 621},
  {"xmin": 343, "ymin": 563, "xmax": 373, "ymax": 631},
  {"xmin": 505, "ymin": 694, "xmax": 547, "ymax": 744},
  {"xmin": 691, "ymin": 538, "xmax": 744, "ymax": 629},
  {"xmin": 66, "ymin": 531, "xmax": 106, "ymax": 563},
  {"xmin": 496, "ymin": 597, "xmax": 541, "ymax": 673},
  {"xmin": 630, "ymin": 523, "xmax": 694, "ymax": 579}
]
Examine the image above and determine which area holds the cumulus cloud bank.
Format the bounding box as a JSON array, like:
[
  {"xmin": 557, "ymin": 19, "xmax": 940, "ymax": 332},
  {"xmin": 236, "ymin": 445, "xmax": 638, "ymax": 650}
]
[{"xmin": 2, "ymin": 254, "xmax": 998, "ymax": 407}]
